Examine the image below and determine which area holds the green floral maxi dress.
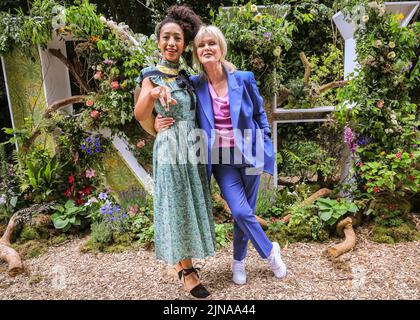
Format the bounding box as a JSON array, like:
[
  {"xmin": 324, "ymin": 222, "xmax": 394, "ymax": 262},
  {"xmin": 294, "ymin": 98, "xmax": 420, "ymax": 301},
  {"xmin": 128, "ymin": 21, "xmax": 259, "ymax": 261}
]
[{"xmin": 139, "ymin": 59, "xmax": 215, "ymax": 265}]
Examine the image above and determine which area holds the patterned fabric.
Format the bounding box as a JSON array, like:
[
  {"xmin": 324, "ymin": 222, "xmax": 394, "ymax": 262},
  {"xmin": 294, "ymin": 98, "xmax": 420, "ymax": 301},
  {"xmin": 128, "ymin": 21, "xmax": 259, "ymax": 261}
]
[{"xmin": 140, "ymin": 59, "xmax": 216, "ymax": 265}]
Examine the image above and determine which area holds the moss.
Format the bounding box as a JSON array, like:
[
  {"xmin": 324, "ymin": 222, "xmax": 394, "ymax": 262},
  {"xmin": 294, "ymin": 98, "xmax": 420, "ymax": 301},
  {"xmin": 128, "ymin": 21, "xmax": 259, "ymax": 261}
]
[
  {"xmin": 79, "ymin": 237, "xmax": 104, "ymax": 253},
  {"xmin": 28, "ymin": 275, "xmax": 43, "ymax": 285},
  {"xmin": 50, "ymin": 234, "xmax": 67, "ymax": 245},
  {"xmin": 103, "ymin": 243, "xmax": 132, "ymax": 253},
  {"xmin": 112, "ymin": 232, "xmax": 133, "ymax": 246},
  {"xmin": 16, "ymin": 240, "xmax": 48, "ymax": 259},
  {"xmin": 20, "ymin": 225, "xmax": 40, "ymax": 241},
  {"xmin": 372, "ymin": 222, "xmax": 419, "ymax": 243}
]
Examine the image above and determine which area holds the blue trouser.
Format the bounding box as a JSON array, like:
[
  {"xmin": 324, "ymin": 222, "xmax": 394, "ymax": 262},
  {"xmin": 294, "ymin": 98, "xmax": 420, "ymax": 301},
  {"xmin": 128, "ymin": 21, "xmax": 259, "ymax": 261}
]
[{"xmin": 212, "ymin": 160, "xmax": 273, "ymax": 261}]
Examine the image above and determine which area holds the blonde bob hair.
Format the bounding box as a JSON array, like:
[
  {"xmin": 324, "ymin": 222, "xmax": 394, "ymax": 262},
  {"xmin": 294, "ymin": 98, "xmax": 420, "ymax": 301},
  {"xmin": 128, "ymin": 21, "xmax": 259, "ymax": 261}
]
[{"xmin": 192, "ymin": 25, "xmax": 236, "ymax": 74}]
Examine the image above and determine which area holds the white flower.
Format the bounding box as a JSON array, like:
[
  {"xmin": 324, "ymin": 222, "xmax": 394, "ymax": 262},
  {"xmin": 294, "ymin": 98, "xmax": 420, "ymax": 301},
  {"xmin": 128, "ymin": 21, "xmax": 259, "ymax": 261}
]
[
  {"xmin": 273, "ymin": 46, "xmax": 282, "ymax": 57},
  {"xmin": 362, "ymin": 15, "xmax": 369, "ymax": 23},
  {"xmin": 368, "ymin": 1, "xmax": 379, "ymax": 9},
  {"xmin": 0, "ymin": 195, "xmax": 6, "ymax": 205},
  {"xmin": 378, "ymin": 4, "xmax": 386, "ymax": 16},
  {"xmin": 253, "ymin": 13, "xmax": 263, "ymax": 22},
  {"xmin": 375, "ymin": 40, "xmax": 382, "ymax": 47},
  {"xmin": 388, "ymin": 41, "xmax": 396, "ymax": 49},
  {"xmin": 251, "ymin": 4, "xmax": 258, "ymax": 12},
  {"xmin": 385, "ymin": 128, "xmax": 394, "ymax": 134}
]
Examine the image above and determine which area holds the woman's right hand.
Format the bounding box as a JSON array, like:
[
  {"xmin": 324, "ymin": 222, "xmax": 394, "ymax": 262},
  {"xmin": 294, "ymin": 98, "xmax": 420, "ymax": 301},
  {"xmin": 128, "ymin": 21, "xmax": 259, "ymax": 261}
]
[
  {"xmin": 154, "ymin": 114, "xmax": 175, "ymax": 132},
  {"xmin": 150, "ymin": 85, "xmax": 177, "ymax": 111}
]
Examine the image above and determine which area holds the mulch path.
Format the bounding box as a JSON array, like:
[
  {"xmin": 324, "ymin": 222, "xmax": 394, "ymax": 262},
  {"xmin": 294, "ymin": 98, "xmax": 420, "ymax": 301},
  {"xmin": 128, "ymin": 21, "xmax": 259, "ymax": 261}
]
[{"xmin": 1, "ymin": 228, "xmax": 418, "ymax": 300}]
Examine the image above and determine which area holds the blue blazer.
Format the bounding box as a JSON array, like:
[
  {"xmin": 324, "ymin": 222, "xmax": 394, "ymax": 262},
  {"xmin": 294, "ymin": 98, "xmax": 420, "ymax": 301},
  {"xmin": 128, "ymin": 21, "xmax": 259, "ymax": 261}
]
[{"xmin": 191, "ymin": 69, "xmax": 275, "ymax": 179}]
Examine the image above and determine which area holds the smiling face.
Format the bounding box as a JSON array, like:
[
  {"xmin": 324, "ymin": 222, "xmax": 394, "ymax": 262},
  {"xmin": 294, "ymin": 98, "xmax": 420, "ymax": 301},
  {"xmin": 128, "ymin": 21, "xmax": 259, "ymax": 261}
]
[
  {"xmin": 195, "ymin": 34, "xmax": 222, "ymax": 67},
  {"xmin": 158, "ymin": 22, "xmax": 185, "ymax": 63}
]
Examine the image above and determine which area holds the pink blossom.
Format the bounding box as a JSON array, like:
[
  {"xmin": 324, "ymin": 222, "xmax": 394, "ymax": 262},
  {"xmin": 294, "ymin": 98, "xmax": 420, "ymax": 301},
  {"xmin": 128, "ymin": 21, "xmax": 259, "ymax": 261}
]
[
  {"xmin": 86, "ymin": 99, "xmax": 94, "ymax": 107},
  {"xmin": 90, "ymin": 110, "xmax": 100, "ymax": 119},
  {"xmin": 136, "ymin": 139, "xmax": 146, "ymax": 148},
  {"xmin": 85, "ymin": 169, "xmax": 96, "ymax": 179},
  {"xmin": 94, "ymin": 71, "xmax": 103, "ymax": 80},
  {"xmin": 111, "ymin": 81, "xmax": 119, "ymax": 90},
  {"xmin": 128, "ymin": 205, "xmax": 139, "ymax": 217},
  {"xmin": 343, "ymin": 126, "xmax": 357, "ymax": 152},
  {"xmin": 396, "ymin": 152, "xmax": 402, "ymax": 159}
]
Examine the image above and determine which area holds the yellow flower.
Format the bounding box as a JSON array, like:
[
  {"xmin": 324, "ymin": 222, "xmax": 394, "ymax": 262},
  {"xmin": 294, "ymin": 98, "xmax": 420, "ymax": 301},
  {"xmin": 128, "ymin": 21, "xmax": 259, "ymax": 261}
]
[
  {"xmin": 396, "ymin": 13, "xmax": 405, "ymax": 20},
  {"xmin": 388, "ymin": 41, "xmax": 396, "ymax": 49},
  {"xmin": 254, "ymin": 13, "xmax": 263, "ymax": 23},
  {"xmin": 380, "ymin": 151, "xmax": 386, "ymax": 156},
  {"xmin": 273, "ymin": 46, "xmax": 282, "ymax": 57},
  {"xmin": 251, "ymin": 4, "xmax": 258, "ymax": 13},
  {"xmin": 121, "ymin": 80, "xmax": 127, "ymax": 88},
  {"xmin": 362, "ymin": 15, "xmax": 369, "ymax": 23},
  {"xmin": 90, "ymin": 35, "xmax": 101, "ymax": 42},
  {"xmin": 387, "ymin": 51, "xmax": 396, "ymax": 60}
]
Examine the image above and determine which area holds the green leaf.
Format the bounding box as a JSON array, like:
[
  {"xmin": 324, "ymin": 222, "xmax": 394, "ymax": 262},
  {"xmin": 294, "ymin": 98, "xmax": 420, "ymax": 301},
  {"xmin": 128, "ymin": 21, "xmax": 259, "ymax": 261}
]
[{"xmin": 319, "ymin": 210, "xmax": 332, "ymax": 222}]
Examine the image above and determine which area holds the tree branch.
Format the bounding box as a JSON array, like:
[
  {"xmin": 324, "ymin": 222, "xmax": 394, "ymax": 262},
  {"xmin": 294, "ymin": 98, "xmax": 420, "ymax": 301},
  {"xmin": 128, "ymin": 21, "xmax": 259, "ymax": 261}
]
[{"xmin": 48, "ymin": 48, "xmax": 91, "ymax": 93}]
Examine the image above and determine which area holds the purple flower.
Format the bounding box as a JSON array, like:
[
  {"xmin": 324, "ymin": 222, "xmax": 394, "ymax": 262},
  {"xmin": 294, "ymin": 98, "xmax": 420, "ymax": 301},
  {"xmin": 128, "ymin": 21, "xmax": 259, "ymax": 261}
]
[
  {"xmin": 99, "ymin": 192, "xmax": 108, "ymax": 200},
  {"xmin": 87, "ymin": 137, "xmax": 92, "ymax": 143},
  {"xmin": 103, "ymin": 59, "xmax": 115, "ymax": 65},
  {"xmin": 357, "ymin": 136, "xmax": 369, "ymax": 146},
  {"xmin": 95, "ymin": 147, "xmax": 101, "ymax": 153},
  {"xmin": 263, "ymin": 32, "xmax": 272, "ymax": 41},
  {"xmin": 81, "ymin": 144, "xmax": 86, "ymax": 150},
  {"xmin": 402, "ymin": 61, "xmax": 413, "ymax": 72},
  {"xmin": 344, "ymin": 126, "xmax": 357, "ymax": 152},
  {"xmin": 86, "ymin": 148, "xmax": 92, "ymax": 154},
  {"xmin": 122, "ymin": 214, "xmax": 127, "ymax": 219}
]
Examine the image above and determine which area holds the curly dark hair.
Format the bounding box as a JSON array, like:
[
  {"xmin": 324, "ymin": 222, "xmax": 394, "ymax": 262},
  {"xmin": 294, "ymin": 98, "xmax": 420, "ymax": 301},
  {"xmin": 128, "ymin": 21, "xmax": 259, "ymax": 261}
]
[{"xmin": 156, "ymin": 5, "xmax": 202, "ymax": 45}]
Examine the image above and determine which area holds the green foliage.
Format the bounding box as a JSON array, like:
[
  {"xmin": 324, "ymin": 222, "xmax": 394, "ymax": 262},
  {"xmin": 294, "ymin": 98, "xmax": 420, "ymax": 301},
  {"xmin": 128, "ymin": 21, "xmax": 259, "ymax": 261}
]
[
  {"xmin": 316, "ymin": 197, "xmax": 358, "ymax": 226},
  {"xmin": 130, "ymin": 196, "xmax": 154, "ymax": 247},
  {"xmin": 213, "ymin": 1, "xmax": 294, "ymax": 97},
  {"xmin": 277, "ymin": 123, "xmax": 341, "ymax": 185},
  {"xmin": 268, "ymin": 204, "xmax": 329, "ymax": 246},
  {"xmin": 90, "ymin": 220, "xmax": 113, "ymax": 244},
  {"xmin": 372, "ymin": 222, "xmax": 420, "ymax": 243},
  {"xmin": 337, "ymin": 1, "xmax": 419, "ymax": 202},
  {"xmin": 359, "ymin": 150, "xmax": 419, "ymax": 197},
  {"xmin": 51, "ymin": 199, "xmax": 88, "ymax": 232},
  {"xmin": 215, "ymin": 223, "xmax": 233, "ymax": 249}
]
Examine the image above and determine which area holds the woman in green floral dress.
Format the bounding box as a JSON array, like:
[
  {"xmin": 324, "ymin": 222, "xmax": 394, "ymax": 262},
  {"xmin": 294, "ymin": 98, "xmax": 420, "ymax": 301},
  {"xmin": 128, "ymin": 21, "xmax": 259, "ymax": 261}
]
[{"xmin": 134, "ymin": 5, "xmax": 215, "ymax": 299}]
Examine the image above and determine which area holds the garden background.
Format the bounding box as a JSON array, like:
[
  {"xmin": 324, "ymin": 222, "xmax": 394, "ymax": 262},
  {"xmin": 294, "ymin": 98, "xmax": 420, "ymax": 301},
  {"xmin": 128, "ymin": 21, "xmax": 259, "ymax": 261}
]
[{"xmin": 0, "ymin": 0, "xmax": 418, "ymax": 299}]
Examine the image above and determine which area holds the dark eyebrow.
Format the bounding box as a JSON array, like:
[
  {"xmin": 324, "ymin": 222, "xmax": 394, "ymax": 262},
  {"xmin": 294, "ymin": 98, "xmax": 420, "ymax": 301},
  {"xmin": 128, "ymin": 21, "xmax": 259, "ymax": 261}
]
[{"xmin": 162, "ymin": 32, "xmax": 182, "ymax": 36}]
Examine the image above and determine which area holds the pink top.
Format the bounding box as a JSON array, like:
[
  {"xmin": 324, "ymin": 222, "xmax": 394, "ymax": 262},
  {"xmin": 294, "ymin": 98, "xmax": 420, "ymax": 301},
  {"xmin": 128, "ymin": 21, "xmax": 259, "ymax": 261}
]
[{"xmin": 208, "ymin": 82, "xmax": 235, "ymax": 148}]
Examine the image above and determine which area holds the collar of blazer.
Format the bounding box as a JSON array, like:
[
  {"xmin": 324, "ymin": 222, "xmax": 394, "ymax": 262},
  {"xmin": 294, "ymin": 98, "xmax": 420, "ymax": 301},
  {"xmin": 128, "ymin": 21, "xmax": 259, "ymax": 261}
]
[{"xmin": 195, "ymin": 66, "xmax": 243, "ymax": 129}]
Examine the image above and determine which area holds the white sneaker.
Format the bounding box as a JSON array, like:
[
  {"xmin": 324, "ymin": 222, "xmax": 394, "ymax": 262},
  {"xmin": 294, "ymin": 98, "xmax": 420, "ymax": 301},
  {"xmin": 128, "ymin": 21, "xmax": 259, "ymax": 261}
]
[
  {"xmin": 231, "ymin": 259, "xmax": 247, "ymax": 285},
  {"xmin": 267, "ymin": 242, "xmax": 287, "ymax": 278}
]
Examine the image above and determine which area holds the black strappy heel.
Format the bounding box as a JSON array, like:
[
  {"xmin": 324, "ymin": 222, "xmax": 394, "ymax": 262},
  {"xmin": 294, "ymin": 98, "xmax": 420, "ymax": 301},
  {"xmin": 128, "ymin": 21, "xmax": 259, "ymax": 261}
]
[{"xmin": 182, "ymin": 267, "xmax": 210, "ymax": 299}]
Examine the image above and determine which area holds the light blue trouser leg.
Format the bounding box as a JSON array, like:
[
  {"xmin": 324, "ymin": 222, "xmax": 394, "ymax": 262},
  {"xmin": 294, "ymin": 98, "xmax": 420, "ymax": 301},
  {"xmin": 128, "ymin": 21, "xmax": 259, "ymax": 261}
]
[{"xmin": 213, "ymin": 165, "xmax": 273, "ymax": 260}]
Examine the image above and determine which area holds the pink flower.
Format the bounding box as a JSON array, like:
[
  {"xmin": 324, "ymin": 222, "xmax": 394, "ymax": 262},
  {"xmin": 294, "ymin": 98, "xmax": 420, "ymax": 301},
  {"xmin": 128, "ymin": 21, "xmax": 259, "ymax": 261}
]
[
  {"xmin": 396, "ymin": 152, "xmax": 402, "ymax": 159},
  {"xmin": 410, "ymin": 152, "xmax": 414, "ymax": 159},
  {"xmin": 128, "ymin": 205, "xmax": 139, "ymax": 217},
  {"xmin": 376, "ymin": 100, "xmax": 384, "ymax": 108},
  {"xmin": 90, "ymin": 110, "xmax": 100, "ymax": 119},
  {"xmin": 373, "ymin": 186, "xmax": 380, "ymax": 193},
  {"xmin": 85, "ymin": 169, "xmax": 96, "ymax": 179},
  {"xmin": 136, "ymin": 139, "xmax": 146, "ymax": 148},
  {"xmin": 111, "ymin": 81, "xmax": 119, "ymax": 90},
  {"xmin": 94, "ymin": 71, "xmax": 103, "ymax": 80},
  {"xmin": 86, "ymin": 99, "xmax": 94, "ymax": 107}
]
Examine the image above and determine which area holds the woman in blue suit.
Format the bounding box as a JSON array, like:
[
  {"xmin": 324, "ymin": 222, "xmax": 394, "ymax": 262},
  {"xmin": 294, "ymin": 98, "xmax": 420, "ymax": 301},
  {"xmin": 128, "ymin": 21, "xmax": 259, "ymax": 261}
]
[{"xmin": 154, "ymin": 25, "xmax": 287, "ymax": 285}]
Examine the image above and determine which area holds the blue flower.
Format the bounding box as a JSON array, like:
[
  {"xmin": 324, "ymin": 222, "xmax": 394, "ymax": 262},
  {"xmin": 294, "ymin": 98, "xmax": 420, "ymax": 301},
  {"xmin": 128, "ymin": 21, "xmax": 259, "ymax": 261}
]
[
  {"xmin": 81, "ymin": 144, "xmax": 87, "ymax": 150},
  {"xmin": 87, "ymin": 137, "xmax": 92, "ymax": 143},
  {"xmin": 87, "ymin": 148, "xmax": 92, "ymax": 154},
  {"xmin": 95, "ymin": 147, "xmax": 101, "ymax": 153},
  {"xmin": 99, "ymin": 192, "xmax": 108, "ymax": 200},
  {"xmin": 122, "ymin": 214, "xmax": 127, "ymax": 219}
]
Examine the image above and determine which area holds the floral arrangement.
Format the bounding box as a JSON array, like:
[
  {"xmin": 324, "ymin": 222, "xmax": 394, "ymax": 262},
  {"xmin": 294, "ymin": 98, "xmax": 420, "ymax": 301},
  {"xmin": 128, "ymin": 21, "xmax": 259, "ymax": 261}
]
[{"xmin": 338, "ymin": 0, "xmax": 419, "ymax": 200}]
